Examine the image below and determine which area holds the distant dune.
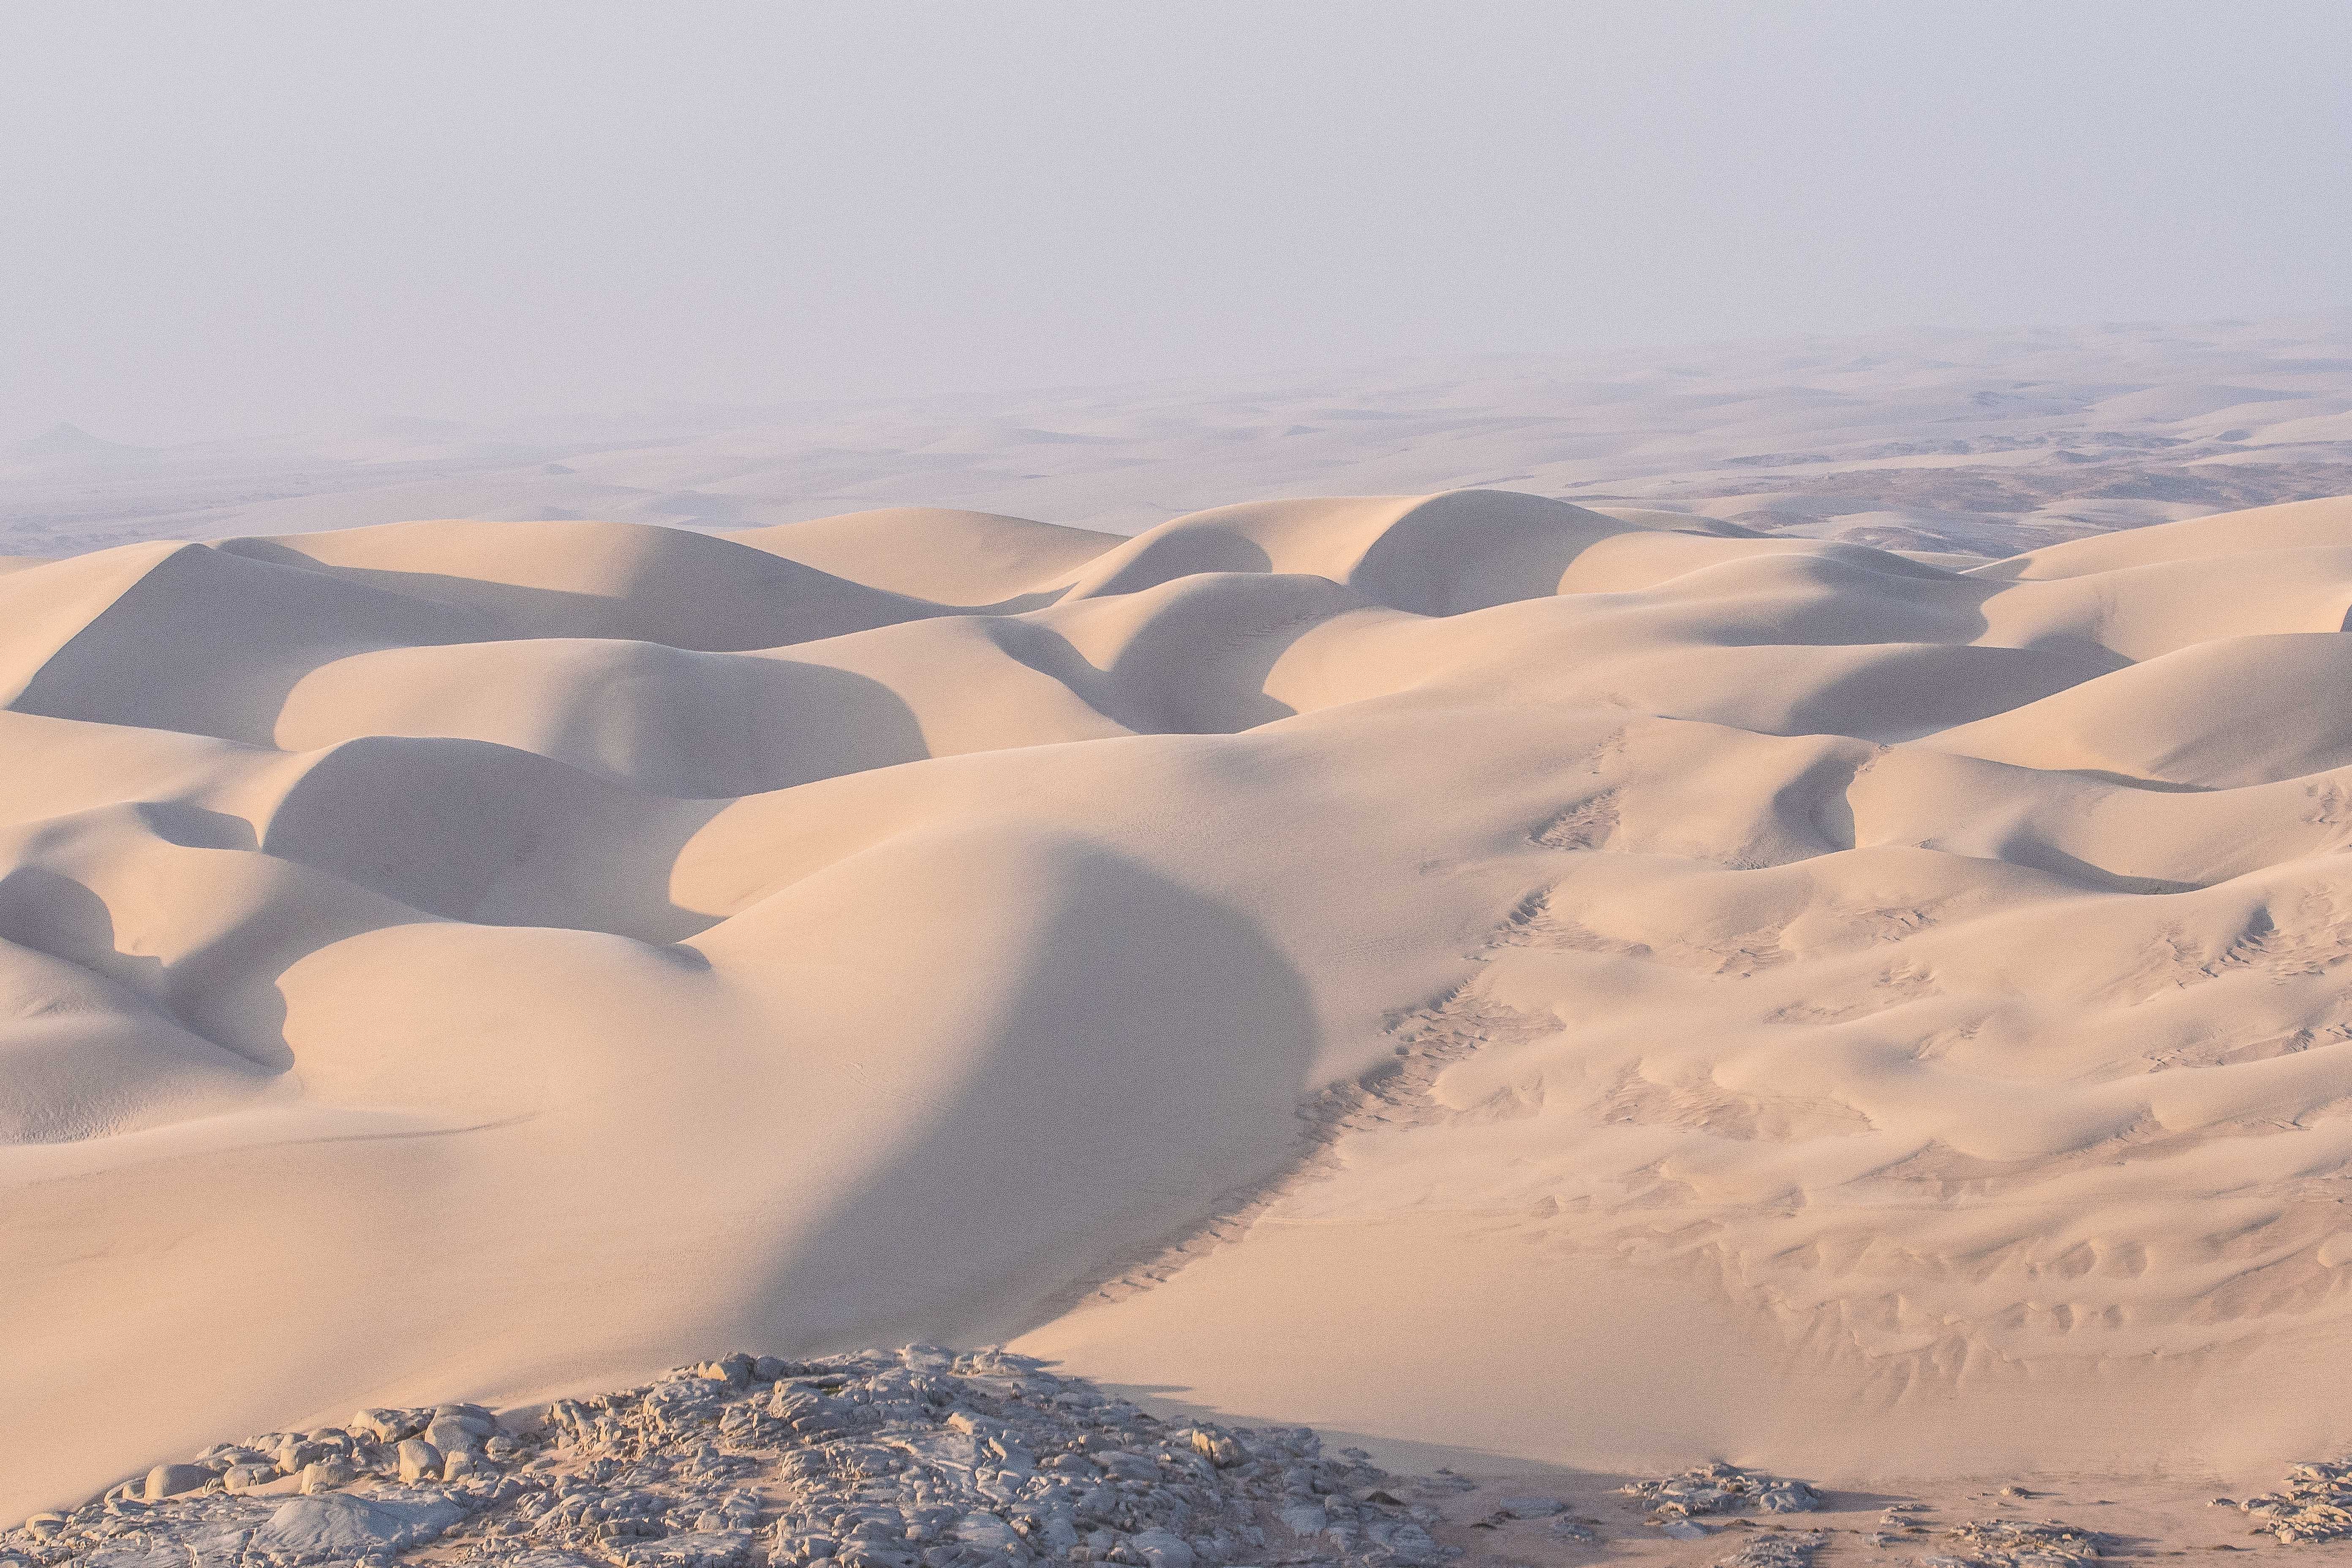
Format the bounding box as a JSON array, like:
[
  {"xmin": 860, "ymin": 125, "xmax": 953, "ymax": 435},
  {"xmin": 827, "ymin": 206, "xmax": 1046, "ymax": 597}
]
[
  {"xmin": 7, "ymin": 318, "xmax": 2350, "ymax": 560},
  {"xmin": 10, "ymin": 489, "xmax": 2352, "ymax": 1513}
]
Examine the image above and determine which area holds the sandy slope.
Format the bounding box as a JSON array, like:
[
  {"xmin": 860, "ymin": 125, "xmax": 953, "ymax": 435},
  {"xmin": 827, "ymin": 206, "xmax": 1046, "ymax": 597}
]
[{"xmin": 8, "ymin": 490, "xmax": 2352, "ymax": 1515}]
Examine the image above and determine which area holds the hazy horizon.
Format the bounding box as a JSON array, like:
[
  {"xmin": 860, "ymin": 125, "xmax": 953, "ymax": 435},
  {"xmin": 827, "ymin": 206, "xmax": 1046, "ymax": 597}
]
[
  {"xmin": 5, "ymin": 1, "xmax": 2349, "ymax": 444},
  {"xmin": 12, "ymin": 309, "xmax": 2350, "ymax": 453}
]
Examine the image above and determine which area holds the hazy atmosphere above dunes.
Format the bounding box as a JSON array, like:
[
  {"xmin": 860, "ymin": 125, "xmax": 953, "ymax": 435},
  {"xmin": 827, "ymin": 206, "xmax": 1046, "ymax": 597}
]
[{"xmin": 5, "ymin": 4, "xmax": 2349, "ymax": 445}]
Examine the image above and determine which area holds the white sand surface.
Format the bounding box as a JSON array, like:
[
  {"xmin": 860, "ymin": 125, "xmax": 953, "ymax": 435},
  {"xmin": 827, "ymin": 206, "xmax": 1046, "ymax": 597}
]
[{"xmin": 10, "ymin": 487, "xmax": 2352, "ymax": 1517}]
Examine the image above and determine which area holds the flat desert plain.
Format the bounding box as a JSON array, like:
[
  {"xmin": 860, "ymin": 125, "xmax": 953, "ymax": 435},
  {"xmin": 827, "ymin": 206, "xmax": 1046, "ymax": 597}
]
[{"xmin": 8, "ymin": 317, "xmax": 2349, "ymax": 558}]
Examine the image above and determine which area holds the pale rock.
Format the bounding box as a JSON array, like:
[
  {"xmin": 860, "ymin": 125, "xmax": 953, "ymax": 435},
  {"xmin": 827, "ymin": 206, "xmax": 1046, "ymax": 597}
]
[
  {"xmin": 275, "ymin": 1438, "xmax": 327, "ymax": 1475},
  {"xmin": 626, "ymin": 1529, "xmax": 757, "ymax": 1568},
  {"xmin": 349, "ymin": 1409, "xmax": 421, "ymax": 1444},
  {"xmin": 1187, "ymin": 1431, "xmax": 1242, "ymax": 1469},
  {"xmin": 1093, "ymin": 1452, "xmax": 1155, "ymax": 1484},
  {"xmin": 1124, "ymin": 1530, "xmax": 1195, "ymax": 1568},
  {"xmin": 299, "ymin": 1459, "xmax": 357, "ymax": 1494},
  {"xmin": 256, "ymin": 1493, "xmax": 463, "ymax": 1557},
  {"xmin": 955, "ymin": 1514, "xmax": 1020, "ymax": 1551},
  {"xmin": 836, "ymin": 1543, "xmax": 915, "ymax": 1568},
  {"xmin": 1718, "ymin": 1532, "xmax": 1828, "ymax": 1568},
  {"xmin": 1383, "ymin": 1522, "xmax": 1444, "ymax": 1565},
  {"xmin": 431, "ymin": 1406, "xmax": 498, "ymax": 1439},
  {"xmin": 424, "ymin": 1415, "xmax": 485, "ymax": 1454},
  {"xmin": 143, "ymin": 1465, "xmax": 209, "ymax": 1502},
  {"xmin": 1277, "ymin": 1504, "xmax": 1327, "ymax": 1538},
  {"xmin": 27, "ymin": 1348, "xmax": 1485, "ymax": 1568}
]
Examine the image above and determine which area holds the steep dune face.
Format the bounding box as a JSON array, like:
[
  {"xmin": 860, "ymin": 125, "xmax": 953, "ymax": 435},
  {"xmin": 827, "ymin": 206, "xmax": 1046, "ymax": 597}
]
[{"xmin": 9, "ymin": 492, "xmax": 2352, "ymax": 1511}]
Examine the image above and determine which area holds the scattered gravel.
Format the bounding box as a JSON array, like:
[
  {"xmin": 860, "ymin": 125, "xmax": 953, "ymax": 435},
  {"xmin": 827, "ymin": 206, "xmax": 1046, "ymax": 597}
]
[
  {"xmin": 1616, "ymin": 1464, "xmax": 1822, "ymax": 1521},
  {"xmin": 2235, "ymin": 1459, "xmax": 2352, "ymax": 1543},
  {"xmin": 1712, "ymin": 1532, "xmax": 1827, "ymax": 1568},
  {"xmin": 1925, "ymin": 1518, "xmax": 2107, "ymax": 1568},
  {"xmin": 1, "ymin": 1348, "xmax": 1467, "ymax": 1568}
]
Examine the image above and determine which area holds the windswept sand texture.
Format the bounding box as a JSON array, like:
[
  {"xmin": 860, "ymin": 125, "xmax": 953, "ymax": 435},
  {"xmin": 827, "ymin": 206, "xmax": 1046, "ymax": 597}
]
[{"xmin": 11, "ymin": 489, "xmax": 2352, "ymax": 1515}]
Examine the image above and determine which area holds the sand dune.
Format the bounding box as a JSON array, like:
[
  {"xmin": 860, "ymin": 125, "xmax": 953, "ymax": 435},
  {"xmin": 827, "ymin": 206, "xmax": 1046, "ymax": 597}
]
[{"xmin": 10, "ymin": 489, "xmax": 2352, "ymax": 1515}]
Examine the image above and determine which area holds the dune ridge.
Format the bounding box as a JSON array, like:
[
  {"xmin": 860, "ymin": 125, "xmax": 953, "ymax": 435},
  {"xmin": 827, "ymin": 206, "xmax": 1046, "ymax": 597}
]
[{"xmin": 9, "ymin": 489, "xmax": 2352, "ymax": 1514}]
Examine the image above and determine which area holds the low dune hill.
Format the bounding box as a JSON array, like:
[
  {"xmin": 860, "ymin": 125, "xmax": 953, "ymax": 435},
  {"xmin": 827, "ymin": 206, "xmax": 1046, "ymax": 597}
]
[{"xmin": 10, "ymin": 490, "xmax": 2352, "ymax": 1514}]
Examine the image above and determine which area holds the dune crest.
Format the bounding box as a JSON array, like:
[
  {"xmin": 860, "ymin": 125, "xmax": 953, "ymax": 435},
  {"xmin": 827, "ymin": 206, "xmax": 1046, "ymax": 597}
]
[{"xmin": 10, "ymin": 490, "xmax": 2352, "ymax": 1512}]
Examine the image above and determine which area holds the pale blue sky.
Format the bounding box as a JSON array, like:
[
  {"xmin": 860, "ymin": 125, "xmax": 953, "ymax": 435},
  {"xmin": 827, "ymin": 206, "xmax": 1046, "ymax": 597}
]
[{"xmin": 3, "ymin": 1, "xmax": 2347, "ymax": 441}]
